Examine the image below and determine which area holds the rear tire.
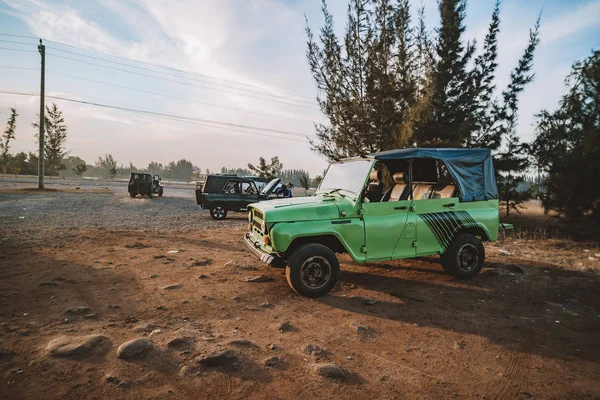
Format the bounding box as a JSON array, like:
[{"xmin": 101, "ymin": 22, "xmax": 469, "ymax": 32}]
[
  {"xmin": 129, "ymin": 192, "xmax": 136, "ymax": 198},
  {"xmin": 441, "ymin": 233, "xmax": 485, "ymax": 279},
  {"xmin": 158, "ymin": 187, "xmax": 163, "ymax": 197},
  {"xmin": 147, "ymin": 188, "xmax": 153, "ymax": 199},
  {"xmin": 285, "ymin": 244, "xmax": 339, "ymax": 298},
  {"xmin": 210, "ymin": 204, "xmax": 227, "ymax": 220}
]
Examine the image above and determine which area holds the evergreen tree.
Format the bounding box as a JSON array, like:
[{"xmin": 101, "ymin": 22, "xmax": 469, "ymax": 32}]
[
  {"xmin": 1, "ymin": 108, "xmax": 18, "ymax": 171},
  {"xmin": 72, "ymin": 161, "xmax": 87, "ymax": 177},
  {"xmin": 531, "ymin": 50, "xmax": 600, "ymax": 221},
  {"xmin": 299, "ymin": 173, "xmax": 311, "ymax": 195},
  {"xmin": 33, "ymin": 103, "xmax": 68, "ymax": 175},
  {"xmin": 248, "ymin": 156, "xmax": 283, "ymax": 181}
]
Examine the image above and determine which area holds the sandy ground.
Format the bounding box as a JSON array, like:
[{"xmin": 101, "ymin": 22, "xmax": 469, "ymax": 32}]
[{"xmin": 0, "ymin": 182, "xmax": 599, "ymax": 399}]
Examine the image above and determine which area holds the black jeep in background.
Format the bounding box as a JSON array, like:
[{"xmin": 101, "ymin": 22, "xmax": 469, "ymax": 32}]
[
  {"xmin": 128, "ymin": 173, "xmax": 164, "ymax": 198},
  {"xmin": 196, "ymin": 174, "xmax": 280, "ymax": 220}
]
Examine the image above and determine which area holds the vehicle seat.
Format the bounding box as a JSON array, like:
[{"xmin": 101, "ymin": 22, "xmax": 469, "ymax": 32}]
[
  {"xmin": 382, "ymin": 172, "xmax": 412, "ymax": 201},
  {"xmin": 366, "ymin": 170, "xmax": 383, "ymax": 202},
  {"xmin": 412, "ymin": 183, "xmax": 434, "ymax": 200},
  {"xmin": 427, "ymin": 184, "xmax": 457, "ymax": 199}
]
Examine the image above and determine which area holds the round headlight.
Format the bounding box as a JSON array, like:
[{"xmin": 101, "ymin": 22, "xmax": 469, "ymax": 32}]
[
  {"xmin": 260, "ymin": 220, "xmax": 267, "ymax": 233},
  {"xmin": 248, "ymin": 211, "xmax": 252, "ymax": 222}
]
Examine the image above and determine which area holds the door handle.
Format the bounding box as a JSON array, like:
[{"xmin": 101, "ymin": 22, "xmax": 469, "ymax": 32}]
[
  {"xmin": 443, "ymin": 203, "xmax": 455, "ymax": 208},
  {"xmin": 394, "ymin": 206, "xmax": 407, "ymax": 210}
]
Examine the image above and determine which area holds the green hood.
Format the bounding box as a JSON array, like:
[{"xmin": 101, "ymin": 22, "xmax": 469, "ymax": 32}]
[{"xmin": 250, "ymin": 195, "xmax": 354, "ymax": 223}]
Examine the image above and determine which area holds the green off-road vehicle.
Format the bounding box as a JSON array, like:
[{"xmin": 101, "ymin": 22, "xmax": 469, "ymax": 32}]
[{"xmin": 244, "ymin": 148, "xmax": 509, "ymax": 297}]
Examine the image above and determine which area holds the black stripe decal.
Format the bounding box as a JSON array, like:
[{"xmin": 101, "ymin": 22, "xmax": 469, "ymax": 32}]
[{"xmin": 417, "ymin": 211, "xmax": 479, "ymax": 249}]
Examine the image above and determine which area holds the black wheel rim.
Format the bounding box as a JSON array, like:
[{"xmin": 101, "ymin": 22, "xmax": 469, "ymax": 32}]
[
  {"xmin": 455, "ymin": 243, "xmax": 479, "ymax": 272},
  {"xmin": 213, "ymin": 206, "xmax": 225, "ymax": 218},
  {"xmin": 300, "ymin": 256, "xmax": 331, "ymax": 289}
]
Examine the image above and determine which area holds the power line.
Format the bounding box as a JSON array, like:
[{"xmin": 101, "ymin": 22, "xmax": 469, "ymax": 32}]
[
  {"xmin": 0, "ymin": 90, "xmax": 314, "ymax": 141},
  {"xmin": 46, "ymin": 52, "xmax": 320, "ymax": 110},
  {"xmin": 46, "ymin": 69, "xmax": 315, "ymax": 125},
  {"xmin": 42, "ymin": 38, "xmax": 315, "ymax": 101},
  {"xmin": 0, "ymin": 39, "xmax": 36, "ymax": 46},
  {"xmin": 46, "ymin": 45, "xmax": 316, "ymax": 104},
  {"xmin": 0, "ymin": 47, "xmax": 37, "ymax": 53},
  {"xmin": 0, "ymin": 33, "xmax": 38, "ymax": 40},
  {"xmin": 0, "ymin": 65, "xmax": 39, "ymax": 71}
]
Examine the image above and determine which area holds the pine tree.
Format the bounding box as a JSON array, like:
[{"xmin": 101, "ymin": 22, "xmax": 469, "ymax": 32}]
[
  {"xmin": 247, "ymin": 156, "xmax": 283, "ymax": 181},
  {"xmin": 531, "ymin": 50, "xmax": 600, "ymax": 221},
  {"xmin": 33, "ymin": 103, "xmax": 68, "ymax": 175},
  {"xmin": 299, "ymin": 174, "xmax": 311, "ymax": 195},
  {"xmin": 1, "ymin": 108, "xmax": 18, "ymax": 170},
  {"xmin": 468, "ymin": 0, "xmax": 500, "ymax": 148},
  {"xmin": 422, "ymin": 0, "xmax": 475, "ymax": 146}
]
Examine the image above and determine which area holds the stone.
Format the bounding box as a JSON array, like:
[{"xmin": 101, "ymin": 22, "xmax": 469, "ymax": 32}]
[
  {"xmin": 245, "ymin": 275, "xmax": 274, "ymax": 283},
  {"xmin": 302, "ymin": 343, "xmax": 325, "ymax": 356},
  {"xmin": 118, "ymin": 381, "xmax": 132, "ymax": 388},
  {"xmin": 265, "ymin": 356, "xmax": 279, "ymax": 367},
  {"xmin": 66, "ymin": 306, "xmax": 91, "ymax": 315},
  {"xmin": 116, "ymin": 338, "xmax": 153, "ymax": 359},
  {"xmin": 505, "ymin": 264, "xmax": 525, "ymax": 274},
  {"xmin": 163, "ymin": 283, "xmax": 182, "ymax": 290},
  {"xmin": 352, "ymin": 324, "xmax": 374, "ymax": 338},
  {"xmin": 190, "ymin": 259, "xmax": 213, "ymax": 267},
  {"xmin": 228, "ymin": 339, "xmax": 258, "ymax": 347},
  {"xmin": 105, "ymin": 373, "xmax": 120, "ymax": 384},
  {"xmin": 197, "ymin": 349, "xmax": 238, "ymax": 367},
  {"xmin": 153, "ymin": 255, "xmax": 166, "ymax": 259},
  {"xmin": 39, "ymin": 281, "xmax": 58, "ymax": 287},
  {"xmin": 45, "ymin": 335, "xmax": 110, "ymax": 357},
  {"xmin": 156, "ymin": 306, "xmax": 167, "ymax": 311},
  {"xmin": 168, "ymin": 337, "xmax": 194, "ymax": 351},
  {"xmin": 198, "ymin": 274, "xmax": 209, "ymax": 279},
  {"xmin": 312, "ymin": 363, "xmax": 346, "ymax": 379},
  {"xmin": 454, "ymin": 342, "xmax": 465, "ymax": 350},
  {"xmin": 133, "ymin": 323, "xmax": 156, "ymax": 333},
  {"xmin": 125, "ymin": 242, "xmax": 148, "ymax": 249},
  {"xmin": 278, "ymin": 321, "xmax": 293, "ymax": 332}
]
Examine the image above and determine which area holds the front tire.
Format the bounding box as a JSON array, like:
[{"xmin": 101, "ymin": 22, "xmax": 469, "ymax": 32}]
[
  {"xmin": 209, "ymin": 204, "xmax": 227, "ymax": 220},
  {"xmin": 441, "ymin": 233, "xmax": 485, "ymax": 279},
  {"xmin": 158, "ymin": 188, "xmax": 163, "ymax": 197},
  {"xmin": 285, "ymin": 244, "xmax": 339, "ymax": 298}
]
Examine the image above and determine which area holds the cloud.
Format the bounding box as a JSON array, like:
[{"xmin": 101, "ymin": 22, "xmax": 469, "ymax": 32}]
[{"xmin": 541, "ymin": 0, "xmax": 600, "ymax": 44}]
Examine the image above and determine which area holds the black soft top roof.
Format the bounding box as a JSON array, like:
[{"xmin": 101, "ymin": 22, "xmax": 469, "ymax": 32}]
[{"xmin": 374, "ymin": 148, "xmax": 498, "ymax": 202}]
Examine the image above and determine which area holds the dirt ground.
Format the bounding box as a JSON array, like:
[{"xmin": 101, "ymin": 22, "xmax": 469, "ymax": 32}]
[{"xmin": 0, "ymin": 188, "xmax": 599, "ymax": 399}]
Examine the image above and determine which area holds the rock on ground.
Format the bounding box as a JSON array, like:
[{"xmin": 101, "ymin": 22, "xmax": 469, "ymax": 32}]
[
  {"xmin": 197, "ymin": 349, "xmax": 238, "ymax": 367},
  {"xmin": 45, "ymin": 335, "xmax": 111, "ymax": 357},
  {"xmin": 303, "ymin": 343, "xmax": 325, "ymax": 356},
  {"xmin": 163, "ymin": 283, "xmax": 182, "ymax": 290},
  {"xmin": 312, "ymin": 363, "xmax": 346, "ymax": 379},
  {"xmin": 116, "ymin": 338, "xmax": 154, "ymax": 359}
]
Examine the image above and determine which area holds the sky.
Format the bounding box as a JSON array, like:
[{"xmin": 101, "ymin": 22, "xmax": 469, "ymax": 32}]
[{"xmin": 0, "ymin": 0, "xmax": 598, "ymax": 176}]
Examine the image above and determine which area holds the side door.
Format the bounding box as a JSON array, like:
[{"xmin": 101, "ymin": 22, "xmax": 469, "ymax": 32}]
[
  {"xmin": 241, "ymin": 182, "xmax": 261, "ymax": 209},
  {"xmin": 222, "ymin": 179, "xmax": 244, "ymax": 210},
  {"xmin": 362, "ymin": 199, "xmax": 413, "ymax": 261},
  {"xmin": 413, "ymin": 196, "xmax": 461, "ymax": 256}
]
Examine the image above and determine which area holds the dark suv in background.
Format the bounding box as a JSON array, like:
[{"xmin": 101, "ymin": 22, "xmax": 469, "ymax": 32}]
[{"xmin": 196, "ymin": 174, "xmax": 280, "ymax": 220}]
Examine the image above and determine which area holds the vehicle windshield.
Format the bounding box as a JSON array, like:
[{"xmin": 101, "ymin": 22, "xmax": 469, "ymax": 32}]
[{"xmin": 315, "ymin": 159, "xmax": 373, "ymax": 197}]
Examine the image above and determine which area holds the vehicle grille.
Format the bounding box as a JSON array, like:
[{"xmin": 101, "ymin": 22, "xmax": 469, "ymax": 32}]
[{"xmin": 254, "ymin": 209, "xmax": 264, "ymax": 220}]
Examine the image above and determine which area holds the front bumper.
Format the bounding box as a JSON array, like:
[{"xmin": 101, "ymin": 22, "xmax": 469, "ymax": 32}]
[{"xmin": 243, "ymin": 232, "xmax": 275, "ymax": 265}]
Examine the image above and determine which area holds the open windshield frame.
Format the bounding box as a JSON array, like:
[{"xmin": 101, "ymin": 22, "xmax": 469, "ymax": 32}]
[{"xmin": 315, "ymin": 158, "xmax": 374, "ymax": 200}]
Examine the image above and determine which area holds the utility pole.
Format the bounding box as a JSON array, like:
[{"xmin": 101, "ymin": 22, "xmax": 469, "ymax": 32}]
[{"xmin": 37, "ymin": 39, "xmax": 45, "ymax": 189}]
